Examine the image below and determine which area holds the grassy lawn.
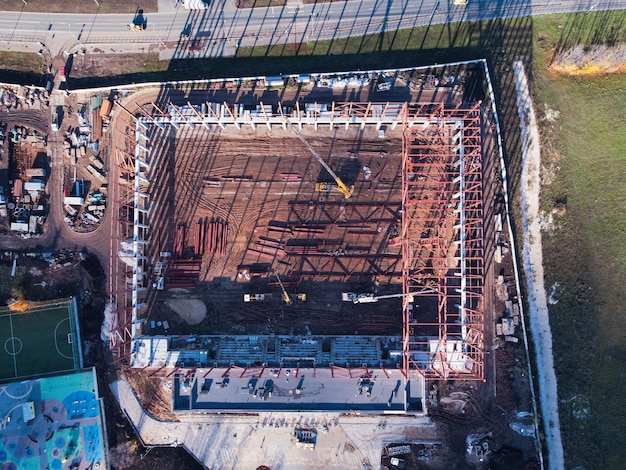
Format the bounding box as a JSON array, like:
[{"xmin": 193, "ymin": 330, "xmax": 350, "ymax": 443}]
[
  {"xmin": 0, "ymin": 0, "xmax": 158, "ymax": 14},
  {"xmin": 0, "ymin": 51, "xmax": 45, "ymax": 74},
  {"xmin": 531, "ymin": 13, "xmax": 626, "ymax": 470}
]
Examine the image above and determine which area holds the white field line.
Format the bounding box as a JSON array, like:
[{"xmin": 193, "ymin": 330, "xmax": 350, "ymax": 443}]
[{"xmin": 513, "ymin": 60, "xmax": 564, "ymax": 470}]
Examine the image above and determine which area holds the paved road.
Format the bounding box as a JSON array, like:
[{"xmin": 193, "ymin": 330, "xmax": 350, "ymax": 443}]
[{"xmin": 0, "ymin": 0, "xmax": 623, "ymax": 58}]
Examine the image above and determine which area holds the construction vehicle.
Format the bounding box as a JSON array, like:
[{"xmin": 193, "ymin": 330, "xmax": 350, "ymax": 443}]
[
  {"xmin": 243, "ymin": 293, "xmax": 273, "ymax": 302},
  {"xmin": 343, "ymin": 288, "xmax": 438, "ymax": 304},
  {"xmin": 182, "ymin": 0, "xmax": 208, "ymax": 9},
  {"xmin": 51, "ymin": 112, "xmax": 59, "ymax": 132},
  {"xmin": 290, "ymin": 124, "xmax": 354, "ymax": 199},
  {"xmin": 126, "ymin": 23, "xmax": 145, "ymax": 31},
  {"xmin": 275, "ymin": 274, "xmax": 292, "ymax": 305},
  {"xmin": 314, "ymin": 182, "xmax": 336, "ymax": 192}
]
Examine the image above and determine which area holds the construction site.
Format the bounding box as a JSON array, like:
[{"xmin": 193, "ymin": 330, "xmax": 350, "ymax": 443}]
[{"xmin": 104, "ymin": 65, "xmax": 539, "ymax": 468}]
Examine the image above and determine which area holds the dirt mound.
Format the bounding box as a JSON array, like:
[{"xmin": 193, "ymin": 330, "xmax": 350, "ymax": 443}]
[{"xmin": 166, "ymin": 299, "xmax": 207, "ymax": 325}]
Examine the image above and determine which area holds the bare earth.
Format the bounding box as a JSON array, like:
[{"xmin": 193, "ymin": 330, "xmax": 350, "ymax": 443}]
[{"xmin": 166, "ymin": 298, "xmax": 207, "ymax": 325}]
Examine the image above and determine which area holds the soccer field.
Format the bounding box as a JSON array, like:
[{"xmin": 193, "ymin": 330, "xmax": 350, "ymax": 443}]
[{"xmin": 0, "ymin": 298, "xmax": 81, "ymax": 383}]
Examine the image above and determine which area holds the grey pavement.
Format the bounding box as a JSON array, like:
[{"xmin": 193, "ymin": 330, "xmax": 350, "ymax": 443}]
[
  {"xmin": 0, "ymin": 0, "xmax": 623, "ymax": 60},
  {"xmin": 111, "ymin": 375, "xmax": 437, "ymax": 469}
]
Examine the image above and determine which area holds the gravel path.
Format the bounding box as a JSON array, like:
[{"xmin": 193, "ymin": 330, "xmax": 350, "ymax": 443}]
[{"xmin": 513, "ymin": 60, "xmax": 564, "ymax": 470}]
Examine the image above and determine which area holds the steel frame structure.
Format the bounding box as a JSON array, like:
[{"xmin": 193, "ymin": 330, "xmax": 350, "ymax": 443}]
[
  {"xmin": 108, "ymin": 118, "xmax": 151, "ymax": 363},
  {"xmin": 401, "ymin": 101, "xmax": 485, "ymax": 381},
  {"xmin": 108, "ymin": 99, "xmax": 485, "ymax": 383}
]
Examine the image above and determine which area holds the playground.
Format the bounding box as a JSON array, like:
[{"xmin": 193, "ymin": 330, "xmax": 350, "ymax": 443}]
[
  {"xmin": 0, "ymin": 299, "xmax": 82, "ymax": 383},
  {"xmin": 0, "ymin": 368, "xmax": 107, "ymax": 470}
]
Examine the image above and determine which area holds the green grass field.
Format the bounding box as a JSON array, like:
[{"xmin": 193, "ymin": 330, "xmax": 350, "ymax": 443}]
[
  {"xmin": 530, "ymin": 13, "xmax": 626, "ymax": 470},
  {"xmin": 0, "ymin": 299, "xmax": 80, "ymax": 383},
  {"xmin": 0, "ymin": 51, "xmax": 45, "ymax": 74}
]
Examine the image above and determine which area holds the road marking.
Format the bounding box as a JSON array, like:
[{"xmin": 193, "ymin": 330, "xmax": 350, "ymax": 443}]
[{"xmin": 8, "ymin": 314, "xmax": 18, "ymax": 379}]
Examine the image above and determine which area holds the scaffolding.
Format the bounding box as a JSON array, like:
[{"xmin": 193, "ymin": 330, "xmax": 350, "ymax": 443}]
[{"xmin": 401, "ymin": 102, "xmax": 484, "ymax": 381}]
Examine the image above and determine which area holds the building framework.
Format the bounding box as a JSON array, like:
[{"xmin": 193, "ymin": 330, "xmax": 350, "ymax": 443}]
[
  {"xmin": 108, "ymin": 99, "xmax": 484, "ymax": 382},
  {"xmin": 401, "ymin": 101, "xmax": 484, "ymax": 380}
]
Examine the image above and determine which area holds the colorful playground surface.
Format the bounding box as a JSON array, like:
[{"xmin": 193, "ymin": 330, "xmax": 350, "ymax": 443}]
[
  {"xmin": 0, "ymin": 368, "xmax": 107, "ymax": 470},
  {"xmin": 0, "ymin": 299, "xmax": 82, "ymax": 383}
]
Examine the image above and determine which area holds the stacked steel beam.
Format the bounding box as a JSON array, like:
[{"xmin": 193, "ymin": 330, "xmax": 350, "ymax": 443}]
[
  {"xmin": 209, "ymin": 219, "xmax": 228, "ymax": 254},
  {"xmin": 172, "ymin": 224, "xmax": 188, "ymax": 258},
  {"xmin": 248, "ymin": 237, "xmax": 286, "ymax": 259},
  {"xmin": 195, "ymin": 218, "xmax": 229, "ymax": 256},
  {"xmin": 194, "ymin": 218, "xmax": 204, "ymax": 256},
  {"xmin": 164, "ymin": 259, "xmax": 202, "ymax": 289}
]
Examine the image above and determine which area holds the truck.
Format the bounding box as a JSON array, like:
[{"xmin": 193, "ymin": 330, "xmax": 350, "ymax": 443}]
[
  {"xmin": 243, "ymin": 293, "xmax": 273, "ymax": 302},
  {"xmin": 390, "ymin": 458, "xmax": 406, "ymax": 469},
  {"xmin": 51, "ymin": 113, "xmax": 59, "ymax": 132},
  {"xmin": 126, "ymin": 23, "xmax": 145, "ymax": 31},
  {"xmin": 99, "ymin": 100, "xmax": 112, "ymax": 119},
  {"xmin": 59, "ymin": 66, "xmax": 66, "ymax": 82},
  {"xmin": 182, "ymin": 0, "xmax": 208, "ymax": 9}
]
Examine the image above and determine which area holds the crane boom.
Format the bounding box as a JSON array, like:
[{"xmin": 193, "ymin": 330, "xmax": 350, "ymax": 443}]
[
  {"xmin": 275, "ymin": 274, "xmax": 292, "ymax": 305},
  {"xmin": 347, "ymin": 288, "xmax": 439, "ymax": 304},
  {"xmin": 290, "ymin": 124, "xmax": 354, "ymax": 199}
]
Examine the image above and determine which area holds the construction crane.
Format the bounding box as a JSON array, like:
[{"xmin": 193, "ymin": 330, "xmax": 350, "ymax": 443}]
[
  {"xmin": 289, "ymin": 124, "xmax": 354, "ymax": 199},
  {"xmin": 343, "ymin": 288, "xmax": 438, "ymax": 304},
  {"xmin": 274, "ymin": 274, "xmax": 292, "ymax": 305}
]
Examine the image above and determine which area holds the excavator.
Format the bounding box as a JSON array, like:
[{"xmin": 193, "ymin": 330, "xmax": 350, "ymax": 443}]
[{"xmin": 289, "ymin": 124, "xmax": 354, "ymax": 199}]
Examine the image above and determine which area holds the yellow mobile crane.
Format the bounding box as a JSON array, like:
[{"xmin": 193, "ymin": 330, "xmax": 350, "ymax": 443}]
[
  {"xmin": 275, "ymin": 273, "xmax": 292, "ymax": 305},
  {"xmin": 274, "ymin": 273, "xmax": 306, "ymax": 304},
  {"xmin": 290, "ymin": 125, "xmax": 354, "ymax": 199}
]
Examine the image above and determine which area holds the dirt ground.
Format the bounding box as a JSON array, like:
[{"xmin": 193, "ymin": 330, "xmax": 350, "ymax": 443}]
[
  {"xmin": 1, "ymin": 0, "xmax": 158, "ymax": 14},
  {"xmin": 100, "ymin": 369, "xmax": 204, "ymax": 470},
  {"xmin": 69, "ymin": 53, "xmax": 166, "ymax": 79},
  {"xmin": 105, "ymin": 76, "xmax": 540, "ymax": 467},
  {"xmin": 142, "ymin": 123, "xmax": 405, "ymax": 336}
]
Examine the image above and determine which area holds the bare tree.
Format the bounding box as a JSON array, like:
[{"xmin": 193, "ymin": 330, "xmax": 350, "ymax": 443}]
[{"xmin": 108, "ymin": 442, "xmax": 139, "ymax": 470}]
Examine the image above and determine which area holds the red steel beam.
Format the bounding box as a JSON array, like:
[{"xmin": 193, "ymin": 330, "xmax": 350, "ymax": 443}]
[{"xmin": 401, "ymin": 103, "xmax": 484, "ymax": 381}]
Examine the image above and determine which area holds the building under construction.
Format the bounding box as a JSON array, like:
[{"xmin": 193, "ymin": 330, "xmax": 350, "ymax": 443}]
[{"xmin": 107, "ymin": 73, "xmax": 488, "ymax": 413}]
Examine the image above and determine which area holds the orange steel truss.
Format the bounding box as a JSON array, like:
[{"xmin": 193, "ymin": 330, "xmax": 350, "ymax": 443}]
[
  {"xmin": 106, "ymin": 99, "xmax": 485, "ymax": 380},
  {"xmin": 401, "ymin": 102, "xmax": 484, "ymax": 381},
  {"xmin": 107, "ymin": 145, "xmax": 136, "ymax": 364}
]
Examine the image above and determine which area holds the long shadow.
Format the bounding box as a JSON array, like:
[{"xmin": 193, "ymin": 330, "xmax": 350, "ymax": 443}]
[
  {"xmin": 550, "ymin": 8, "xmax": 626, "ymax": 63},
  {"xmin": 65, "ymin": 2, "xmax": 626, "ymax": 467}
]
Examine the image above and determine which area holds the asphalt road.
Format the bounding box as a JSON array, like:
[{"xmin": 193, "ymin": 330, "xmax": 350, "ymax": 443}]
[{"xmin": 0, "ymin": 0, "xmax": 623, "ymax": 56}]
